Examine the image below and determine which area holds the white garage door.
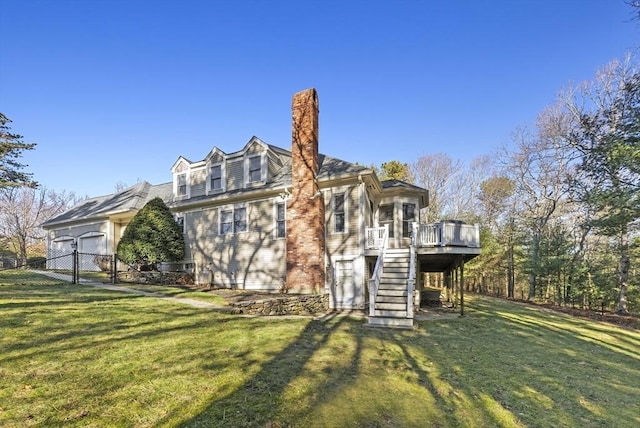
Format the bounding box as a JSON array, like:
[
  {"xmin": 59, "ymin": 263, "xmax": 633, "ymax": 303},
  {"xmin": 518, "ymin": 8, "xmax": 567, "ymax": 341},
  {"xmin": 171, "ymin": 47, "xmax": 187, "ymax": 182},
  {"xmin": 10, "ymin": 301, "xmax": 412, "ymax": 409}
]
[
  {"xmin": 49, "ymin": 238, "xmax": 74, "ymax": 269},
  {"xmin": 79, "ymin": 234, "xmax": 106, "ymax": 271}
]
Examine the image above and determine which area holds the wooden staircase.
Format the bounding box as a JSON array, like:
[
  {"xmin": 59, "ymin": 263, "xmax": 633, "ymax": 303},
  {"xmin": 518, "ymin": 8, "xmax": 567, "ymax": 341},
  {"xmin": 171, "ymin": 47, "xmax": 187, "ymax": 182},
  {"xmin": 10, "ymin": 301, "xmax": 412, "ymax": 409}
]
[{"xmin": 368, "ymin": 248, "xmax": 413, "ymax": 328}]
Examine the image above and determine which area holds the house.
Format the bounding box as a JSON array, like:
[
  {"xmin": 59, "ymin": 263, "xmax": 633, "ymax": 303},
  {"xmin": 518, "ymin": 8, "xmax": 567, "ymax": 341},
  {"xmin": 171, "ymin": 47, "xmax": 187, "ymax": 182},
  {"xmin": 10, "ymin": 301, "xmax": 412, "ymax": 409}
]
[{"xmin": 42, "ymin": 88, "xmax": 480, "ymax": 327}]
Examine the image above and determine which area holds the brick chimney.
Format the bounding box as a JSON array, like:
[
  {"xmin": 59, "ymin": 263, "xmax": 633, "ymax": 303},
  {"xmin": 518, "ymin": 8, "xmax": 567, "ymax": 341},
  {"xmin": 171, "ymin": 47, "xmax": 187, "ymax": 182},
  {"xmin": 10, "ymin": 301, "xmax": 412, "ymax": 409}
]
[{"xmin": 286, "ymin": 88, "xmax": 325, "ymax": 294}]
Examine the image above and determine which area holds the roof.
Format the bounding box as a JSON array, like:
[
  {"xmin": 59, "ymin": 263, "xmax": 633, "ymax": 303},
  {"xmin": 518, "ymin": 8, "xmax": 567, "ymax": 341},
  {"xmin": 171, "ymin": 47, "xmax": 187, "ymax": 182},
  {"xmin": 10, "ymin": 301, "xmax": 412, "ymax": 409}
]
[
  {"xmin": 42, "ymin": 142, "xmax": 427, "ymax": 226},
  {"xmin": 41, "ymin": 181, "xmax": 173, "ymax": 228}
]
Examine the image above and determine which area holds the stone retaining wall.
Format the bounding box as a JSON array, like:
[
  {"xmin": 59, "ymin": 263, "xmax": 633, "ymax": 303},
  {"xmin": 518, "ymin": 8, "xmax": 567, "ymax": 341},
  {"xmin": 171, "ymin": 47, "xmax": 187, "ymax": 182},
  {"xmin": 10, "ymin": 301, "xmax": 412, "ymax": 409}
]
[
  {"xmin": 118, "ymin": 270, "xmax": 195, "ymax": 285},
  {"xmin": 228, "ymin": 293, "xmax": 329, "ymax": 316}
]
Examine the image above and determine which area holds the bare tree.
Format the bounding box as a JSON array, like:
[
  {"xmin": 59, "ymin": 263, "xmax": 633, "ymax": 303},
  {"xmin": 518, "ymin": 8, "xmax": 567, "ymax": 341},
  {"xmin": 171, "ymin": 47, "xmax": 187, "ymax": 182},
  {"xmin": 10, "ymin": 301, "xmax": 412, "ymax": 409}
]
[
  {"xmin": 504, "ymin": 107, "xmax": 576, "ymax": 300},
  {"xmin": 0, "ymin": 187, "xmax": 78, "ymax": 266},
  {"xmin": 411, "ymin": 153, "xmax": 461, "ymax": 222}
]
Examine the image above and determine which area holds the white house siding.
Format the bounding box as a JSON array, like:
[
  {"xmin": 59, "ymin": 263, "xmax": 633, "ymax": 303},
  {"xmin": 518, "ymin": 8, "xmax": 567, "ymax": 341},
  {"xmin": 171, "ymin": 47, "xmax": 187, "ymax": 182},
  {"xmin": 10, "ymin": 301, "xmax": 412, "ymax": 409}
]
[
  {"xmin": 227, "ymin": 159, "xmax": 243, "ymax": 191},
  {"xmin": 323, "ymin": 185, "xmax": 365, "ymax": 309},
  {"xmin": 190, "ymin": 167, "xmax": 207, "ymax": 198},
  {"xmin": 185, "ymin": 198, "xmax": 286, "ymax": 290}
]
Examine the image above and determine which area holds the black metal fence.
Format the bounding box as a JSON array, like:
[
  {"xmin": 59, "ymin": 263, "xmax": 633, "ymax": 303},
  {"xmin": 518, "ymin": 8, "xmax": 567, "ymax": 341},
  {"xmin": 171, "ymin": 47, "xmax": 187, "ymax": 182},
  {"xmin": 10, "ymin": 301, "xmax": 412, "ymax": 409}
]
[{"xmin": 1, "ymin": 250, "xmax": 116, "ymax": 284}]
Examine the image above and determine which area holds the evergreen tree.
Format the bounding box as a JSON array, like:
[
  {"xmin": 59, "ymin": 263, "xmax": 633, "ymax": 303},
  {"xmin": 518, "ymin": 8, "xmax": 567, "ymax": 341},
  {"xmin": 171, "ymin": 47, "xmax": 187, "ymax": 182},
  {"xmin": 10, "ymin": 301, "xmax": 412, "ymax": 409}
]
[
  {"xmin": 117, "ymin": 198, "xmax": 184, "ymax": 269},
  {"xmin": 0, "ymin": 113, "xmax": 37, "ymax": 188}
]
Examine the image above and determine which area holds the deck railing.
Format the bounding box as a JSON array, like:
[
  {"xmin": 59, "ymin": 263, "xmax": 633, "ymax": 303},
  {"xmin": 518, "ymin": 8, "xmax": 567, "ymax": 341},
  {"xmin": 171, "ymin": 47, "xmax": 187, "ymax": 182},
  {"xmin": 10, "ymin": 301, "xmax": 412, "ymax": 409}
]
[
  {"xmin": 366, "ymin": 221, "xmax": 480, "ymax": 249},
  {"xmin": 415, "ymin": 221, "xmax": 480, "ymax": 248}
]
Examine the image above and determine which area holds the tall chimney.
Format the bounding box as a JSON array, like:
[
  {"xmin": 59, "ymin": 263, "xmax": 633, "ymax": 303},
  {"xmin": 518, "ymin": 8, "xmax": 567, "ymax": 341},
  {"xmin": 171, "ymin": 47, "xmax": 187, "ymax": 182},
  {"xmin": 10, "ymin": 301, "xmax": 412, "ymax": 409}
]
[{"xmin": 286, "ymin": 88, "xmax": 325, "ymax": 294}]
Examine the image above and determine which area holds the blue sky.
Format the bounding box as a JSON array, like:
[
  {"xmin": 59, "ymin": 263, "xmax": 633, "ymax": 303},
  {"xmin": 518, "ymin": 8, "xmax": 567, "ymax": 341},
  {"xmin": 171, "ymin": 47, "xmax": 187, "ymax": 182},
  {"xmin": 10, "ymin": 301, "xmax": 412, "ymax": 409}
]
[{"xmin": 1, "ymin": 0, "xmax": 637, "ymax": 197}]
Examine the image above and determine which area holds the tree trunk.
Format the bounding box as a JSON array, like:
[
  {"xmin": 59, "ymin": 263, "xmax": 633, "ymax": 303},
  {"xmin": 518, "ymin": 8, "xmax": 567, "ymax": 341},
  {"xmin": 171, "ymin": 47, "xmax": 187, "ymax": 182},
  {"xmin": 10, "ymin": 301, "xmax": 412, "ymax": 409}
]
[
  {"xmin": 616, "ymin": 229, "xmax": 630, "ymax": 315},
  {"xmin": 528, "ymin": 233, "xmax": 540, "ymax": 300},
  {"xmin": 507, "ymin": 241, "xmax": 515, "ymax": 298}
]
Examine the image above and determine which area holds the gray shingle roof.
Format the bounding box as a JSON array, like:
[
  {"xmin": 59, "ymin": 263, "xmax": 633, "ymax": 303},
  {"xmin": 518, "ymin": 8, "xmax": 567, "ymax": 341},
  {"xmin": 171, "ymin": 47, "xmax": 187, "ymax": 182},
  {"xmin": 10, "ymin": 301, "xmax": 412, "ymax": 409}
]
[{"xmin": 41, "ymin": 181, "xmax": 173, "ymax": 227}]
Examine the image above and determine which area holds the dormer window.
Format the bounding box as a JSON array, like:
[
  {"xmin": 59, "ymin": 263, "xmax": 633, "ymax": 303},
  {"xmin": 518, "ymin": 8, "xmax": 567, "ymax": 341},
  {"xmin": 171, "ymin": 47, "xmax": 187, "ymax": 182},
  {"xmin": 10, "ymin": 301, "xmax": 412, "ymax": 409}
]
[
  {"xmin": 249, "ymin": 155, "xmax": 261, "ymax": 182},
  {"xmin": 177, "ymin": 173, "xmax": 188, "ymax": 197},
  {"xmin": 209, "ymin": 163, "xmax": 224, "ymax": 193}
]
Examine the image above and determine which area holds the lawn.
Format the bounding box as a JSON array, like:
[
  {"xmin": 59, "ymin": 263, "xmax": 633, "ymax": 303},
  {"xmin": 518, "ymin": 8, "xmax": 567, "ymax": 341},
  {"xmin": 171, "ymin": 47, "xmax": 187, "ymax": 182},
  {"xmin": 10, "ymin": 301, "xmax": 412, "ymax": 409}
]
[{"xmin": 1, "ymin": 270, "xmax": 638, "ymax": 427}]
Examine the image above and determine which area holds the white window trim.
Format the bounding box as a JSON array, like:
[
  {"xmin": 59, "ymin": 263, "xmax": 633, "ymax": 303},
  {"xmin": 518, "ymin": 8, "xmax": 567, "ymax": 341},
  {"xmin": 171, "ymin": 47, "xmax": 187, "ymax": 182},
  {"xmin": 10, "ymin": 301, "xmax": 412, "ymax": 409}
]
[
  {"xmin": 207, "ymin": 161, "xmax": 226, "ymax": 194},
  {"xmin": 174, "ymin": 170, "xmax": 190, "ymax": 199},
  {"xmin": 274, "ymin": 200, "xmax": 286, "ymax": 239},
  {"xmin": 244, "ymin": 152, "xmax": 267, "ymax": 187},
  {"xmin": 332, "ymin": 192, "xmax": 347, "ymax": 234}
]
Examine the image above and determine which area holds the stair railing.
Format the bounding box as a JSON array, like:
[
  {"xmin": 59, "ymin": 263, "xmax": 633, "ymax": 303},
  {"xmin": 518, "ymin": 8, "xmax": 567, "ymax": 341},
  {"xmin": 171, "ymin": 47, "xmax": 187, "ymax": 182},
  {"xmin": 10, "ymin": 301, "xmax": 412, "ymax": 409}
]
[
  {"xmin": 407, "ymin": 222, "xmax": 417, "ymax": 318},
  {"xmin": 368, "ymin": 225, "xmax": 388, "ymax": 317}
]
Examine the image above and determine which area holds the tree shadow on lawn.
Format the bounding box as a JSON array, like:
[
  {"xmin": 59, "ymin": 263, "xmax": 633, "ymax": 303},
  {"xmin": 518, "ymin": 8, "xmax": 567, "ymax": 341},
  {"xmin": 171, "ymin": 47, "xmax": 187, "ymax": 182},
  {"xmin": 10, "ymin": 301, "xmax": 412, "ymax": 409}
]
[
  {"xmin": 176, "ymin": 296, "xmax": 640, "ymax": 428},
  {"xmin": 0, "ymin": 289, "xmax": 221, "ymax": 366}
]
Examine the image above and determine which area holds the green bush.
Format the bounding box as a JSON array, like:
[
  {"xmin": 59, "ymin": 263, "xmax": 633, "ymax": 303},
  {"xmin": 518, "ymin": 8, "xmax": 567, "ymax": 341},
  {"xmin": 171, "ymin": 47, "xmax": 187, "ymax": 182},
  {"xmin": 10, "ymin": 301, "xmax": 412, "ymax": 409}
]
[{"xmin": 116, "ymin": 198, "xmax": 185, "ymax": 269}]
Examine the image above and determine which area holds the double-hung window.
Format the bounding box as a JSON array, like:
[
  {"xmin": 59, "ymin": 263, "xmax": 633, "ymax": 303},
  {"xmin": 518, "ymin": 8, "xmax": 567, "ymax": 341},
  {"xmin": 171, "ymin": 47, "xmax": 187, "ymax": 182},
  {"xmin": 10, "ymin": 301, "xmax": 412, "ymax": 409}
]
[
  {"xmin": 220, "ymin": 207, "xmax": 247, "ymax": 235},
  {"xmin": 177, "ymin": 173, "xmax": 187, "ymax": 197},
  {"xmin": 176, "ymin": 216, "xmax": 185, "ymax": 234},
  {"xmin": 249, "ymin": 156, "xmax": 261, "ymax": 182},
  {"xmin": 334, "ymin": 193, "xmax": 346, "ymax": 233},
  {"xmin": 275, "ymin": 202, "xmax": 286, "ymax": 238},
  {"xmin": 210, "ymin": 164, "xmax": 223, "ymax": 192}
]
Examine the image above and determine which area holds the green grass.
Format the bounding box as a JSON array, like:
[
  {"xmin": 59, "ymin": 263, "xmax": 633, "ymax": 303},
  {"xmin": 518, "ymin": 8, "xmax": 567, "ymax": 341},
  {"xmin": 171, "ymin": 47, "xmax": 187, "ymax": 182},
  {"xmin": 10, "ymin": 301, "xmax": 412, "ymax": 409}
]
[
  {"xmin": 118, "ymin": 283, "xmax": 227, "ymax": 306},
  {"xmin": 1, "ymin": 270, "xmax": 638, "ymax": 427}
]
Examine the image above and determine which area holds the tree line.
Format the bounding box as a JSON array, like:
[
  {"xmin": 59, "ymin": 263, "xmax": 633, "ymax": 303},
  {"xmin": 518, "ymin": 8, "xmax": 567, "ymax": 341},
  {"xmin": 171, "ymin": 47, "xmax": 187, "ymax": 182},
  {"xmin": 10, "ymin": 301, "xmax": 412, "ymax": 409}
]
[{"xmin": 377, "ymin": 56, "xmax": 639, "ymax": 315}]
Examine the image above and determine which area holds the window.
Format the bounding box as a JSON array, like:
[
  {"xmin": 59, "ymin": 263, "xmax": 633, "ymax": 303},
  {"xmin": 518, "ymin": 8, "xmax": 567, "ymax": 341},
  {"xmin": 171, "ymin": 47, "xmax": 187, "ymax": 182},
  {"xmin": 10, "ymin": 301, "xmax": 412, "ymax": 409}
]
[
  {"xmin": 402, "ymin": 203, "xmax": 416, "ymax": 238},
  {"xmin": 249, "ymin": 155, "xmax": 261, "ymax": 182},
  {"xmin": 334, "ymin": 193, "xmax": 345, "ymax": 233},
  {"xmin": 220, "ymin": 210, "xmax": 233, "ymax": 235},
  {"xmin": 220, "ymin": 207, "xmax": 247, "ymax": 235},
  {"xmin": 210, "ymin": 164, "xmax": 222, "ymax": 191},
  {"xmin": 275, "ymin": 202, "xmax": 286, "ymax": 238},
  {"xmin": 177, "ymin": 173, "xmax": 187, "ymax": 197},
  {"xmin": 379, "ymin": 204, "xmax": 394, "ymax": 238},
  {"xmin": 234, "ymin": 207, "xmax": 247, "ymax": 233},
  {"xmin": 176, "ymin": 216, "xmax": 185, "ymax": 234}
]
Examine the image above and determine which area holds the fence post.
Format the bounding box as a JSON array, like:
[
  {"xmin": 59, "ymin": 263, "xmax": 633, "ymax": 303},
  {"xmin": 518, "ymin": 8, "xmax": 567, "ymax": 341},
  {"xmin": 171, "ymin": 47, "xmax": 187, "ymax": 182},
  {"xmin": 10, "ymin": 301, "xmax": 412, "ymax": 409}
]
[
  {"xmin": 112, "ymin": 254, "xmax": 117, "ymax": 284},
  {"xmin": 72, "ymin": 249, "xmax": 77, "ymax": 284}
]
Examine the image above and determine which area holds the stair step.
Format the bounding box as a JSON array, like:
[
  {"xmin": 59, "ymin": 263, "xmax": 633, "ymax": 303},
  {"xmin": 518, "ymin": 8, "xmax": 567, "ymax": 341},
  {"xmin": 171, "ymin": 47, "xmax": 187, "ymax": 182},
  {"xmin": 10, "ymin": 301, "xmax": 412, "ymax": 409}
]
[
  {"xmin": 368, "ymin": 317, "xmax": 413, "ymax": 329},
  {"xmin": 384, "ymin": 262, "xmax": 409, "ymax": 272},
  {"xmin": 381, "ymin": 272, "xmax": 407, "ymax": 279},
  {"xmin": 385, "ymin": 249, "xmax": 410, "ymax": 255},
  {"xmin": 373, "ymin": 309, "xmax": 409, "ymax": 318},
  {"xmin": 379, "ymin": 279, "xmax": 408, "ymax": 286},
  {"xmin": 377, "ymin": 289, "xmax": 407, "ymax": 297},
  {"xmin": 375, "ymin": 302, "xmax": 407, "ymax": 310},
  {"xmin": 375, "ymin": 296, "xmax": 406, "ymax": 304}
]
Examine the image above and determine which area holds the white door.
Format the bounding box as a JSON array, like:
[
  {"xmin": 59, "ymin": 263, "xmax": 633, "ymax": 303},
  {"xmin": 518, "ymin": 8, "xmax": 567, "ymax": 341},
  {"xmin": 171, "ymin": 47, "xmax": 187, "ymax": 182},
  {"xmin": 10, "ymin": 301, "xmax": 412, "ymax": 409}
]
[{"xmin": 335, "ymin": 260, "xmax": 355, "ymax": 308}]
